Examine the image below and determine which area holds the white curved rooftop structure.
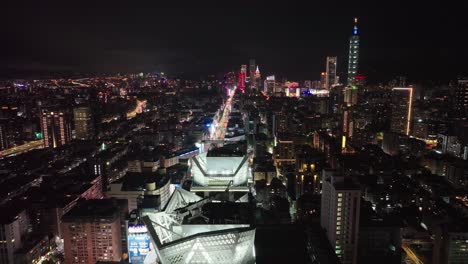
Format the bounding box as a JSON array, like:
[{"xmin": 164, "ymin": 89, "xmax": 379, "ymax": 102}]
[
  {"xmin": 141, "ymin": 188, "xmax": 256, "ymax": 264},
  {"xmin": 190, "ymin": 153, "xmax": 250, "ymax": 192}
]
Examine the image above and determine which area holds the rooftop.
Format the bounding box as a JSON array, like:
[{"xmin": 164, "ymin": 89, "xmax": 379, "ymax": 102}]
[
  {"xmin": 116, "ymin": 171, "xmax": 170, "ymax": 192},
  {"xmin": 61, "ymin": 199, "xmax": 126, "ymax": 222},
  {"xmin": 0, "ymin": 200, "xmax": 27, "ymax": 224},
  {"xmin": 206, "ymin": 142, "xmax": 246, "ymax": 157}
]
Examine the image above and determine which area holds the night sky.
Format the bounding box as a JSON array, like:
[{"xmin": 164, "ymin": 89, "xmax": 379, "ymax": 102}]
[{"xmin": 1, "ymin": 1, "xmax": 467, "ymax": 82}]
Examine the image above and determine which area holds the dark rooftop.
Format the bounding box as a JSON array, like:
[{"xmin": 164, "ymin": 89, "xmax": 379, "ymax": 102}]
[
  {"xmin": 207, "ymin": 141, "xmax": 246, "ymax": 157},
  {"xmin": 0, "ymin": 200, "xmax": 27, "ymax": 224},
  {"xmin": 117, "ymin": 171, "xmax": 170, "ymax": 192},
  {"xmin": 61, "ymin": 199, "xmax": 125, "ymax": 222}
]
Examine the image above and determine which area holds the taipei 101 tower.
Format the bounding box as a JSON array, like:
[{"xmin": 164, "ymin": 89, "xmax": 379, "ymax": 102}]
[{"xmin": 347, "ymin": 18, "xmax": 360, "ymax": 85}]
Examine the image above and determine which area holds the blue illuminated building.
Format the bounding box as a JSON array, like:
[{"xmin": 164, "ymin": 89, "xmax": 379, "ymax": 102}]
[{"xmin": 347, "ymin": 18, "xmax": 360, "ymax": 85}]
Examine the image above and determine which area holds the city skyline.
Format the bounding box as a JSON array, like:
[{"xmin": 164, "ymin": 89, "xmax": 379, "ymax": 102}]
[
  {"xmin": 0, "ymin": 3, "xmax": 468, "ymax": 264},
  {"xmin": 1, "ymin": 2, "xmax": 467, "ymax": 82}
]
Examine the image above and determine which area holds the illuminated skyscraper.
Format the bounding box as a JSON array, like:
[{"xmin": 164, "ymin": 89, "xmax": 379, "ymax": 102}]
[
  {"xmin": 264, "ymin": 75, "xmax": 275, "ymax": 94},
  {"xmin": 255, "ymin": 66, "xmax": 262, "ymax": 89},
  {"xmin": 325, "ymin": 56, "xmax": 338, "ymax": 89},
  {"xmin": 390, "ymin": 87, "xmax": 414, "ymax": 136},
  {"xmin": 321, "ymin": 170, "xmax": 361, "ymax": 264},
  {"xmin": 41, "ymin": 109, "xmax": 72, "ymax": 148},
  {"xmin": 455, "ymin": 79, "xmax": 468, "ymax": 119},
  {"xmin": 249, "ymin": 59, "xmax": 256, "ymax": 90},
  {"xmin": 238, "ymin": 65, "xmax": 247, "ymax": 91},
  {"xmin": 320, "ymin": 72, "xmax": 327, "ymax": 89},
  {"xmin": 344, "ymin": 85, "xmax": 358, "ymax": 107},
  {"xmin": 0, "ymin": 123, "xmax": 8, "ymax": 150},
  {"xmin": 73, "ymin": 106, "xmax": 94, "ymax": 140},
  {"xmin": 347, "ymin": 18, "xmax": 360, "ymax": 85}
]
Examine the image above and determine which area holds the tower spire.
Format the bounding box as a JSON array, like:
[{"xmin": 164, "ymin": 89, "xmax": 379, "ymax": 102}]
[
  {"xmin": 353, "ymin": 17, "xmax": 359, "ymax": 36},
  {"xmin": 347, "ymin": 17, "xmax": 360, "ymax": 85}
]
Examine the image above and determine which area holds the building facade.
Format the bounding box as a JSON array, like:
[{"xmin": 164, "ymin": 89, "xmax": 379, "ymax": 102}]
[
  {"xmin": 326, "ymin": 56, "xmax": 338, "ymax": 89},
  {"xmin": 249, "ymin": 59, "xmax": 256, "ymax": 90},
  {"xmin": 0, "ymin": 209, "xmax": 29, "ymax": 264},
  {"xmin": 0, "ymin": 124, "xmax": 8, "ymax": 150},
  {"xmin": 390, "ymin": 87, "xmax": 413, "ymax": 136},
  {"xmin": 455, "ymin": 79, "xmax": 468, "ymax": 120},
  {"xmin": 190, "ymin": 152, "xmax": 250, "ymax": 193},
  {"xmin": 73, "ymin": 106, "xmax": 94, "ymax": 140},
  {"xmin": 347, "ymin": 18, "xmax": 360, "ymax": 85},
  {"xmin": 41, "ymin": 110, "xmax": 72, "ymax": 148},
  {"xmin": 61, "ymin": 200, "xmax": 125, "ymax": 264},
  {"xmin": 321, "ymin": 169, "xmax": 361, "ymax": 264}
]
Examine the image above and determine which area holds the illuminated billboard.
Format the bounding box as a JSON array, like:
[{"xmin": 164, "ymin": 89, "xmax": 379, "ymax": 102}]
[{"xmin": 128, "ymin": 225, "xmax": 151, "ymax": 264}]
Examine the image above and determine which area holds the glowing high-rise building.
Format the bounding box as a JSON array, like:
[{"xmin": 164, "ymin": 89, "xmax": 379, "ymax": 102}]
[
  {"xmin": 73, "ymin": 106, "xmax": 94, "ymax": 140},
  {"xmin": 255, "ymin": 66, "xmax": 262, "ymax": 89},
  {"xmin": 264, "ymin": 75, "xmax": 275, "ymax": 94},
  {"xmin": 325, "ymin": 56, "xmax": 338, "ymax": 89},
  {"xmin": 321, "ymin": 170, "xmax": 361, "ymax": 264},
  {"xmin": 249, "ymin": 59, "xmax": 256, "ymax": 90},
  {"xmin": 0, "ymin": 123, "xmax": 8, "ymax": 150},
  {"xmin": 320, "ymin": 72, "xmax": 327, "ymax": 89},
  {"xmin": 344, "ymin": 85, "xmax": 358, "ymax": 107},
  {"xmin": 238, "ymin": 65, "xmax": 247, "ymax": 92},
  {"xmin": 390, "ymin": 87, "xmax": 414, "ymax": 136},
  {"xmin": 455, "ymin": 79, "xmax": 468, "ymax": 120},
  {"xmin": 347, "ymin": 18, "xmax": 360, "ymax": 85},
  {"xmin": 41, "ymin": 109, "xmax": 72, "ymax": 148}
]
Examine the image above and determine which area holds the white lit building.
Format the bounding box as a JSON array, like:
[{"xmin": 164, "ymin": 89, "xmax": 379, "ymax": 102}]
[
  {"xmin": 190, "ymin": 153, "xmax": 250, "ymax": 193},
  {"xmin": 141, "ymin": 188, "xmax": 256, "ymax": 264}
]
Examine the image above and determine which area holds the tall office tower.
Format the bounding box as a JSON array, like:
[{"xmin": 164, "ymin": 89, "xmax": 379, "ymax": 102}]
[
  {"xmin": 41, "ymin": 110, "xmax": 72, "ymax": 148},
  {"xmin": 455, "ymin": 79, "xmax": 468, "ymax": 119},
  {"xmin": 320, "ymin": 72, "xmax": 327, "ymax": 89},
  {"xmin": 342, "ymin": 109, "xmax": 354, "ymax": 138},
  {"xmin": 343, "ymin": 85, "xmax": 358, "ymax": 107},
  {"xmin": 61, "ymin": 199, "xmax": 125, "ymax": 264},
  {"xmin": 249, "ymin": 59, "xmax": 256, "ymax": 89},
  {"xmin": 238, "ymin": 65, "xmax": 247, "ymax": 91},
  {"xmin": 0, "ymin": 123, "xmax": 8, "ymax": 150},
  {"xmin": 264, "ymin": 75, "xmax": 275, "ymax": 94},
  {"xmin": 73, "ymin": 106, "xmax": 94, "ymax": 140},
  {"xmin": 347, "ymin": 18, "xmax": 360, "ymax": 85},
  {"xmin": 321, "ymin": 169, "xmax": 361, "ymax": 264},
  {"xmin": 390, "ymin": 87, "xmax": 413, "ymax": 136},
  {"xmin": 325, "ymin": 56, "xmax": 338, "ymax": 89},
  {"xmin": 0, "ymin": 208, "xmax": 29, "ymax": 264},
  {"xmin": 255, "ymin": 66, "xmax": 262, "ymax": 89}
]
